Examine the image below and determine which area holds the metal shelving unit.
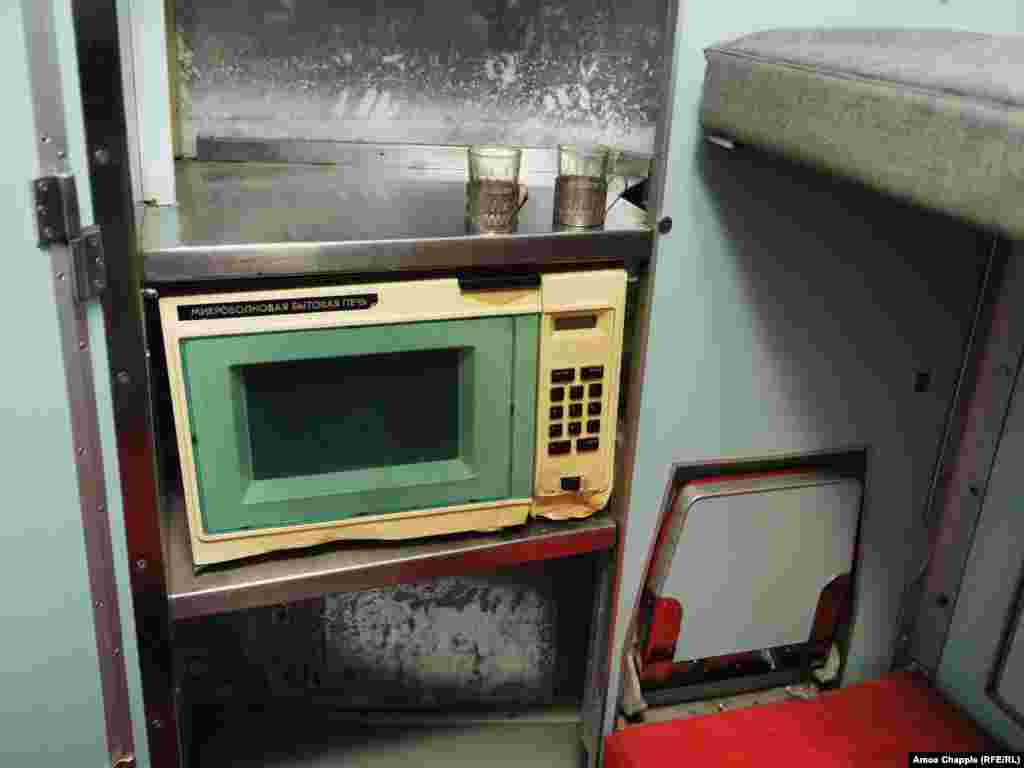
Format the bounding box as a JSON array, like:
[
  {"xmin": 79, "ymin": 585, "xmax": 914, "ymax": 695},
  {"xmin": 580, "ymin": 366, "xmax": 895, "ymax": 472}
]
[{"xmin": 70, "ymin": 1, "xmax": 668, "ymax": 764}]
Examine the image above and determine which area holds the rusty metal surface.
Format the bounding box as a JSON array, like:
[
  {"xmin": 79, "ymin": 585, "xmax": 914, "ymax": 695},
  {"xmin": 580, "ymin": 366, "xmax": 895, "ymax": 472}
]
[{"xmin": 165, "ymin": 496, "xmax": 617, "ymax": 621}]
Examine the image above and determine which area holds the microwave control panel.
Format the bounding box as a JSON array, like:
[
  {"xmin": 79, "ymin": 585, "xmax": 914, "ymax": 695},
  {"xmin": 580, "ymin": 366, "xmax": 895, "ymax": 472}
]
[{"xmin": 535, "ymin": 270, "xmax": 626, "ymax": 499}]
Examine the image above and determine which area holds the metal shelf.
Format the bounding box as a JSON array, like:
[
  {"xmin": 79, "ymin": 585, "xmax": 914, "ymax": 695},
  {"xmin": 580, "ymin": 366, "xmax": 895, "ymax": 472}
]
[
  {"xmin": 196, "ymin": 707, "xmax": 583, "ymax": 768},
  {"xmin": 140, "ymin": 152, "xmax": 653, "ymax": 285},
  {"xmin": 165, "ymin": 496, "xmax": 617, "ymax": 621}
]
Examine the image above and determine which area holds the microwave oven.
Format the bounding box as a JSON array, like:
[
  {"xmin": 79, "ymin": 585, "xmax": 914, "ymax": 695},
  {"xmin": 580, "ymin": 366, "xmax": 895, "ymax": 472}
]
[{"xmin": 159, "ymin": 269, "xmax": 627, "ymax": 566}]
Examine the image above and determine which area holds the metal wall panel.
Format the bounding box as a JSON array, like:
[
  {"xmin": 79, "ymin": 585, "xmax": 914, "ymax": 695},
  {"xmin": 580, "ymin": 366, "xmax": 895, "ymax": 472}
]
[{"xmin": 938, "ymin": 247, "xmax": 1024, "ymax": 746}]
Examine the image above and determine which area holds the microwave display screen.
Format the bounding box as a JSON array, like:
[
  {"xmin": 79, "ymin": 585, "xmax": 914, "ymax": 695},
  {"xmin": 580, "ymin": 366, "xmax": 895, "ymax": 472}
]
[{"xmin": 242, "ymin": 348, "xmax": 462, "ymax": 480}]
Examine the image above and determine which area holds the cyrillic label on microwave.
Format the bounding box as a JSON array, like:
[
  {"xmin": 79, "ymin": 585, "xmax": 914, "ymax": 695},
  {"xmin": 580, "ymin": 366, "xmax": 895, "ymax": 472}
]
[{"xmin": 177, "ymin": 294, "xmax": 379, "ymax": 321}]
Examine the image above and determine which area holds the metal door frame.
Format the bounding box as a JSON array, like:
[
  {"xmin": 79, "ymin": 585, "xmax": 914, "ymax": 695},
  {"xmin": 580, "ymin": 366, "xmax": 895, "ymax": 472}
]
[{"xmin": 69, "ymin": 1, "xmax": 182, "ymax": 766}]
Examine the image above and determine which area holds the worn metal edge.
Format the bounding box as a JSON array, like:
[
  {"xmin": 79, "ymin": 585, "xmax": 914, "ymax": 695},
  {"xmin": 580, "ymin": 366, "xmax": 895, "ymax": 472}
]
[
  {"xmin": 167, "ymin": 504, "xmax": 617, "ymax": 622},
  {"xmin": 71, "ymin": 0, "xmax": 183, "ymax": 765},
  {"xmin": 142, "ymin": 228, "xmax": 653, "ymax": 285},
  {"xmin": 987, "ymin": 563, "xmax": 1024, "ymax": 728},
  {"xmin": 912, "ymin": 238, "xmax": 1024, "ymax": 673}
]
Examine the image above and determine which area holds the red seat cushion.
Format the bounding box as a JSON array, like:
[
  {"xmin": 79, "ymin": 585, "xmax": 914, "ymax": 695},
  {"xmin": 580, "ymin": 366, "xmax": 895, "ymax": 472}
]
[{"xmin": 604, "ymin": 672, "xmax": 995, "ymax": 768}]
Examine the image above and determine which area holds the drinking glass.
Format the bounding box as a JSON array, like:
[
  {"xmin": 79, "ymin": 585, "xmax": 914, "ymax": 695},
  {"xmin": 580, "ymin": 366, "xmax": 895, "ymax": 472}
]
[
  {"xmin": 466, "ymin": 146, "xmax": 527, "ymax": 234},
  {"xmin": 555, "ymin": 144, "xmax": 611, "ymax": 228}
]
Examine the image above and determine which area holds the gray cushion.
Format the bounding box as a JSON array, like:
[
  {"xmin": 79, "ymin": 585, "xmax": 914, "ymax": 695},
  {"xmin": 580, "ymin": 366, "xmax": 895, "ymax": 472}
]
[{"xmin": 701, "ymin": 29, "xmax": 1024, "ymax": 238}]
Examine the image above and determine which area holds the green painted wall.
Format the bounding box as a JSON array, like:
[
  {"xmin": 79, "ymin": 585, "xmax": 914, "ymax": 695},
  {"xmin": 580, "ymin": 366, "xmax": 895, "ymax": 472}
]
[
  {"xmin": 607, "ymin": 0, "xmax": 1024, "ymax": 738},
  {"xmin": 1, "ymin": 2, "xmax": 108, "ymax": 764},
  {"xmin": 0, "ymin": 1, "xmax": 150, "ymax": 765}
]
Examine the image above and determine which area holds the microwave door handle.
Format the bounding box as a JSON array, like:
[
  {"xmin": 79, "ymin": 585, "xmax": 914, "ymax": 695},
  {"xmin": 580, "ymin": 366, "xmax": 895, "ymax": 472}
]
[{"xmin": 457, "ymin": 274, "xmax": 541, "ymax": 292}]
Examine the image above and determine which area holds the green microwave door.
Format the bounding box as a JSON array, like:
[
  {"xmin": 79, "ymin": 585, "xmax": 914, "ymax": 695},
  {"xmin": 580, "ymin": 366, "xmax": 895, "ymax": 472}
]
[{"xmin": 180, "ymin": 315, "xmax": 538, "ymax": 534}]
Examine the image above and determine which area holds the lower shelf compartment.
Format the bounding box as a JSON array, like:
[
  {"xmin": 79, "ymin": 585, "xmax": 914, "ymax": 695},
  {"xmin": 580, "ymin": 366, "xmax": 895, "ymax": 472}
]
[{"xmin": 193, "ymin": 705, "xmax": 583, "ymax": 768}]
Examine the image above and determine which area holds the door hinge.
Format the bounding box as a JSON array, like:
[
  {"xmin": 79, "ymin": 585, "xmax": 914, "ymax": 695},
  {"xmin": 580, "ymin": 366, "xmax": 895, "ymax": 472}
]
[
  {"xmin": 34, "ymin": 174, "xmax": 106, "ymax": 301},
  {"xmin": 34, "ymin": 174, "xmax": 80, "ymax": 246},
  {"xmin": 72, "ymin": 226, "xmax": 107, "ymax": 301}
]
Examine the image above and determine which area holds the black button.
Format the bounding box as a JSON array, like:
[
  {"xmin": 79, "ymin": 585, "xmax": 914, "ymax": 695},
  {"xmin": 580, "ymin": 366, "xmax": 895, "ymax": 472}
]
[
  {"xmin": 561, "ymin": 476, "xmax": 582, "ymax": 492},
  {"xmin": 587, "ymin": 419, "xmax": 601, "ymax": 434},
  {"xmin": 570, "ymin": 385, "xmax": 585, "ymax": 400},
  {"xmin": 581, "ymin": 366, "xmax": 604, "ymax": 380},
  {"xmin": 568, "ymin": 421, "xmax": 582, "ymax": 436},
  {"xmin": 569, "ymin": 403, "xmax": 583, "ymax": 418},
  {"xmin": 551, "ymin": 368, "xmax": 574, "ymax": 384},
  {"xmin": 549, "ymin": 424, "xmax": 563, "ymax": 438},
  {"xmin": 588, "ymin": 401, "xmax": 601, "ymax": 416},
  {"xmin": 549, "ymin": 441, "xmax": 571, "ymax": 455},
  {"xmin": 588, "ymin": 383, "xmax": 603, "ymax": 398},
  {"xmin": 549, "ymin": 406, "xmax": 564, "ymax": 420},
  {"xmin": 577, "ymin": 437, "xmax": 599, "ymax": 452},
  {"xmin": 550, "ymin": 387, "xmax": 565, "ymax": 402}
]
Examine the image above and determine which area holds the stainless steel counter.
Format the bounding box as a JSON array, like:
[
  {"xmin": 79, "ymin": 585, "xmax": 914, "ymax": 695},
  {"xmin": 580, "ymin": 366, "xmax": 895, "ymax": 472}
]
[{"xmin": 141, "ymin": 156, "xmax": 653, "ymax": 285}]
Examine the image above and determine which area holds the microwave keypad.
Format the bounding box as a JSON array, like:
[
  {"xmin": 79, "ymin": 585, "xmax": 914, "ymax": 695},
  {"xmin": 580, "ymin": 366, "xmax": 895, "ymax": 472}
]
[{"xmin": 546, "ymin": 364, "xmax": 607, "ymax": 459}]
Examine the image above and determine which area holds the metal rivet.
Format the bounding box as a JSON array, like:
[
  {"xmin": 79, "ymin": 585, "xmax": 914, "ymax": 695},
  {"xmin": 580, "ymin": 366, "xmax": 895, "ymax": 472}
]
[
  {"xmin": 135, "ymin": 558, "xmax": 147, "ymax": 571},
  {"xmin": 112, "ymin": 648, "xmax": 121, "ymax": 657},
  {"xmin": 79, "ymin": 340, "xmax": 87, "ymax": 350},
  {"xmin": 657, "ymin": 216, "xmax": 673, "ymax": 235},
  {"xmin": 37, "ymin": 180, "xmax": 49, "ymax": 192},
  {"xmin": 95, "ymin": 601, "xmax": 104, "ymax": 608},
  {"xmin": 77, "ymin": 447, "xmax": 85, "ymax": 456},
  {"xmin": 150, "ymin": 719, "xmax": 163, "ymax": 730},
  {"xmin": 969, "ymin": 485, "xmax": 980, "ymax": 497},
  {"xmin": 116, "ymin": 371, "xmax": 131, "ymax": 386},
  {"xmin": 43, "ymin": 226, "xmax": 55, "ymax": 239},
  {"xmin": 41, "ymin": 135, "xmax": 51, "ymax": 144},
  {"xmin": 93, "ymin": 147, "xmax": 111, "ymax": 166},
  {"xmin": 57, "ymin": 150, "xmax": 66, "ymax": 159},
  {"xmin": 56, "ymin": 272, "xmax": 65, "ymax": 281}
]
